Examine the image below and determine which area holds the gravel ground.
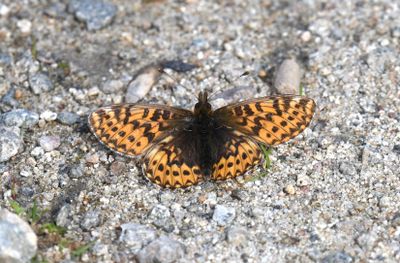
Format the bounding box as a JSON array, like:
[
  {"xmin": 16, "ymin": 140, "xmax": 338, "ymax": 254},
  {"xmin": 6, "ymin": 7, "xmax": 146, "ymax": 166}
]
[{"xmin": 1, "ymin": 0, "xmax": 399, "ymax": 262}]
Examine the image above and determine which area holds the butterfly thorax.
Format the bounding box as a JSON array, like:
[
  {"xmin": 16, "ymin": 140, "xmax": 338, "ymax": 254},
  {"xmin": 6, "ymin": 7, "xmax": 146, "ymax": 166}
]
[{"xmin": 192, "ymin": 91, "xmax": 215, "ymax": 133}]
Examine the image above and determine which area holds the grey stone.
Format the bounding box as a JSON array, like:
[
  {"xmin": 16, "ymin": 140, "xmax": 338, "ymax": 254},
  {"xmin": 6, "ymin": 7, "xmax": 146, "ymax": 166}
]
[
  {"xmin": 69, "ymin": 164, "xmax": 84, "ymax": 179},
  {"xmin": 56, "ymin": 205, "xmax": 71, "ymax": 227},
  {"xmin": 45, "ymin": 2, "xmax": 67, "ymax": 18},
  {"xmin": 0, "ymin": 53, "xmax": 13, "ymax": 66},
  {"xmin": 119, "ymin": 223, "xmax": 157, "ymax": 252},
  {"xmin": 100, "ymin": 79, "xmax": 124, "ymax": 94},
  {"xmin": 0, "ymin": 126, "xmax": 22, "ymax": 162},
  {"xmin": 109, "ymin": 161, "xmax": 126, "ymax": 176},
  {"xmin": 212, "ymin": 205, "xmax": 236, "ymax": 226},
  {"xmin": 125, "ymin": 65, "xmax": 161, "ymax": 103},
  {"xmin": 80, "ymin": 209, "xmax": 101, "ymax": 230},
  {"xmin": 148, "ymin": 205, "xmax": 174, "ymax": 232},
  {"xmin": 274, "ymin": 59, "xmax": 302, "ymax": 95},
  {"xmin": 57, "ymin": 112, "xmax": 79, "ymax": 125},
  {"xmin": 1, "ymin": 87, "xmax": 19, "ymax": 108},
  {"xmin": 321, "ymin": 251, "xmax": 353, "ymax": 263},
  {"xmin": 68, "ymin": 0, "xmax": 117, "ymax": 30},
  {"xmin": 226, "ymin": 226, "xmax": 248, "ymax": 246},
  {"xmin": 339, "ymin": 161, "xmax": 358, "ymax": 176},
  {"xmin": 1, "ymin": 109, "xmax": 39, "ymax": 128},
  {"xmin": 136, "ymin": 236, "xmax": 185, "ymax": 263},
  {"xmin": 29, "ymin": 73, "xmax": 53, "ymax": 94},
  {"xmin": 0, "ymin": 208, "xmax": 37, "ymax": 263},
  {"xmin": 38, "ymin": 135, "xmax": 61, "ymax": 152}
]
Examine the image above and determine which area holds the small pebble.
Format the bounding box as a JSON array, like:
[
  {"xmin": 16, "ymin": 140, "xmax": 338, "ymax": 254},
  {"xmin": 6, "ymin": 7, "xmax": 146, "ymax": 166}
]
[
  {"xmin": 296, "ymin": 174, "xmax": 311, "ymax": 187},
  {"xmin": 301, "ymin": 31, "xmax": 312, "ymax": 42},
  {"xmin": 29, "ymin": 73, "xmax": 53, "ymax": 94},
  {"xmin": 379, "ymin": 196, "xmax": 391, "ymax": 209},
  {"xmin": 1, "ymin": 109, "xmax": 39, "ymax": 128},
  {"xmin": 125, "ymin": 64, "xmax": 162, "ymax": 103},
  {"xmin": 68, "ymin": 0, "xmax": 117, "ymax": 30},
  {"xmin": 284, "ymin": 184, "xmax": 296, "ymax": 195},
  {"xmin": 85, "ymin": 152, "xmax": 100, "ymax": 164},
  {"xmin": 110, "ymin": 161, "xmax": 126, "ymax": 175},
  {"xmin": 148, "ymin": 205, "xmax": 174, "ymax": 232},
  {"xmin": 38, "ymin": 135, "xmax": 61, "ymax": 152},
  {"xmin": 40, "ymin": 110, "xmax": 57, "ymax": 121},
  {"xmin": 212, "ymin": 205, "xmax": 236, "ymax": 226},
  {"xmin": 226, "ymin": 226, "xmax": 248, "ymax": 246},
  {"xmin": 136, "ymin": 236, "xmax": 185, "ymax": 263},
  {"xmin": 31, "ymin": 147, "xmax": 44, "ymax": 157},
  {"xmin": 17, "ymin": 19, "xmax": 32, "ymax": 34},
  {"xmin": 57, "ymin": 112, "xmax": 79, "ymax": 125},
  {"xmin": 20, "ymin": 170, "xmax": 32, "ymax": 177},
  {"xmin": 1, "ymin": 87, "xmax": 19, "ymax": 107},
  {"xmin": 0, "ymin": 126, "xmax": 22, "ymax": 162},
  {"xmin": 274, "ymin": 59, "xmax": 302, "ymax": 95},
  {"xmin": 119, "ymin": 223, "xmax": 157, "ymax": 252},
  {"xmin": 80, "ymin": 209, "xmax": 101, "ymax": 230},
  {"xmin": 101, "ymin": 79, "xmax": 124, "ymax": 94},
  {"xmin": 0, "ymin": 4, "xmax": 10, "ymax": 16}
]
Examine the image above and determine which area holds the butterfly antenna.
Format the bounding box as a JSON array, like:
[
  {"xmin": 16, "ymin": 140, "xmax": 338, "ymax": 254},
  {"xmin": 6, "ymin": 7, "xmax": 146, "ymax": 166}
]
[{"xmin": 208, "ymin": 71, "xmax": 250, "ymax": 101}]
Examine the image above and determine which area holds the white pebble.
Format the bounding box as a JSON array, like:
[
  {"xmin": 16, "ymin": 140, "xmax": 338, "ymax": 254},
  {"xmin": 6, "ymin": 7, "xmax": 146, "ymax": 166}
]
[
  {"xmin": 17, "ymin": 19, "xmax": 32, "ymax": 34},
  {"xmin": 31, "ymin": 147, "xmax": 44, "ymax": 157},
  {"xmin": 40, "ymin": 110, "xmax": 57, "ymax": 121},
  {"xmin": 301, "ymin": 31, "xmax": 312, "ymax": 42},
  {"xmin": 20, "ymin": 170, "xmax": 32, "ymax": 177},
  {"xmin": 0, "ymin": 4, "xmax": 10, "ymax": 16},
  {"xmin": 296, "ymin": 174, "xmax": 311, "ymax": 186}
]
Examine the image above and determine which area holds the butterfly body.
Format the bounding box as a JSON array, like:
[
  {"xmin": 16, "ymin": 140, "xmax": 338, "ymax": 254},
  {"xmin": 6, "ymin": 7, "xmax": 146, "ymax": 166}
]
[{"xmin": 89, "ymin": 91, "xmax": 316, "ymax": 188}]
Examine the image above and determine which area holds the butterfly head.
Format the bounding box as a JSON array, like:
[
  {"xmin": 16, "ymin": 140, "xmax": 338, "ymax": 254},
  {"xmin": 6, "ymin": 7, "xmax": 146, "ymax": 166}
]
[{"xmin": 194, "ymin": 91, "xmax": 212, "ymax": 117}]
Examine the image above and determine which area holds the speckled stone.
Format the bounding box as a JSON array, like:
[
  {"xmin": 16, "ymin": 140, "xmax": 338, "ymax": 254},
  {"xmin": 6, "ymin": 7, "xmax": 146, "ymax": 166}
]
[
  {"xmin": 0, "ymin": 126, "xmax": 22, "ymax": 162},
  {"xmin": 119, "ymin": 223, "xmax": 157, "ymax": 252},
  {"xmin": 38, "ymin": 135, "xmax": 61, "ymax": 152},
  {"xmin": 68, "ymin": 0, "xmax": 117, "ymax": 30},
  {"xmin": 0, "ymin": 208, "xmax": 37, "ymax": 263},
  {"xmin": 136, "ymin": 236, "xmax": 185, "ymax": 263},
  {"xmin": 212, "ymin": 205, "xmax": 236, "ymax": 226},
  {"xmin": 1, "ymin": 109, "xmax": 39, "ymax": 128},
  {"xmin": 29, "ymin": 73, "xmax": 53, "ymax": 94}
]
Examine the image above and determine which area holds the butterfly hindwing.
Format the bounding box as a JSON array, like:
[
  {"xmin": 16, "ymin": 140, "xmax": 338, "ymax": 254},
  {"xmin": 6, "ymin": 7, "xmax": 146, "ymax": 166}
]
[
  {"xmin": 143, "ymin": 132, "xmax": 204, "ymax": 188},
  {"xmin": 213, "ymin": 96, "xmax": 316, "ymax": 146},
  {"xmin": 211, "ymin": 130, "xmax": 262, "ymax": 180},
  {"xmin": 89, "ymin": 104, "xmax": 192, "ymax": 156}
]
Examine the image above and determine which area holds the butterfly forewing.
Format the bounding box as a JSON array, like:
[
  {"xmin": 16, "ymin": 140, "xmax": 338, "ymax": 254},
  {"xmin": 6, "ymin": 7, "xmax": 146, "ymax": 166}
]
[
  {"xmin": 213, "ymin": 96, "xmax": 316, "ymax": 146},
  {"xmin": 89, "ymin": 104, "xmax": 192, "ymax": 156}
]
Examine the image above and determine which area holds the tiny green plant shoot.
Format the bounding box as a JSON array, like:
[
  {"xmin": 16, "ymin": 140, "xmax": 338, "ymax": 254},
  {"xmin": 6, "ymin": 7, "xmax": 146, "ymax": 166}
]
[
  {"xmin": 299, "ymin": 84, "xmax": 304, "ymax": 96},
  {"xmin": 71, "ymin": 240, "xmax": 97, "ymax": 258},
  {"xmin": 246, "ymin": 144, "xmax": 273, "ymax": 182}
]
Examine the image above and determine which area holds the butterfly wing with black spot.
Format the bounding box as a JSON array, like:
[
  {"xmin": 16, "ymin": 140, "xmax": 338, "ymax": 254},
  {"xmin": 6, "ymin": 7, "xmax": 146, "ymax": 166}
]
[
  {"xmin": 209, "ymin": 129, "xmax": 262, "ymax": 180},
  {"xmin": 89, "ymin": 104, "xmax": 192, "ymax": 156},
  {"xmin": 213, "ymin": 96, "xmax": 316, "ymax": 146},
  {"xmin": 143, "ymin": 131, "xmax": 204, "ymax": 188}
]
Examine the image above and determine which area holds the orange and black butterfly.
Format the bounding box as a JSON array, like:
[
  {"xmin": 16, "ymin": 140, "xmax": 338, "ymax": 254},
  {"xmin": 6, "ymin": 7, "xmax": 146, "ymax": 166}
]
[{"xmin": 89, "ymin": 92, "xmax": 316, "ymax": 188}]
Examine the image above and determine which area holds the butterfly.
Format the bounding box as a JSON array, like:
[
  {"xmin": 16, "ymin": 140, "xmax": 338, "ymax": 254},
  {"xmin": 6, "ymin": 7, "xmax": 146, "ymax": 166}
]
[{"xmin": 88, "ymin": 91, "xmax": 316, "ymax": 188}]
